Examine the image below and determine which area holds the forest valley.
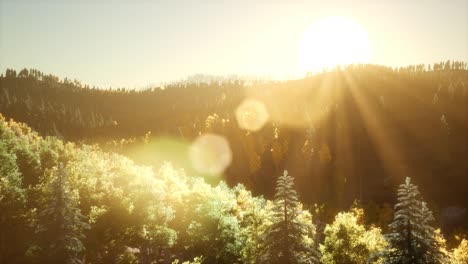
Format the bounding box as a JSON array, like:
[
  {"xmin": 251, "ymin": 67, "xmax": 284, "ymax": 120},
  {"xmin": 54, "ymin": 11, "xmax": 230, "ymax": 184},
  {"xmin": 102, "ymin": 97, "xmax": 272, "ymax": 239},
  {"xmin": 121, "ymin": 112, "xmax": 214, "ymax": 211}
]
[{"xmin": 0, "ymin": 62, "xmax": 467, "ymax": 263}]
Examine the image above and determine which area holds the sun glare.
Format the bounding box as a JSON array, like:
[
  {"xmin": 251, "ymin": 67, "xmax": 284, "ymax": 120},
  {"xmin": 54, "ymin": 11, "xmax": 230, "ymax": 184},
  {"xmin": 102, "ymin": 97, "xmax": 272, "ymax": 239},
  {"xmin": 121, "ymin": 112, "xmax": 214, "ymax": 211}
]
[{"xmin": 299, "ymin": 16, "xmax": 372, "ymax": 72}]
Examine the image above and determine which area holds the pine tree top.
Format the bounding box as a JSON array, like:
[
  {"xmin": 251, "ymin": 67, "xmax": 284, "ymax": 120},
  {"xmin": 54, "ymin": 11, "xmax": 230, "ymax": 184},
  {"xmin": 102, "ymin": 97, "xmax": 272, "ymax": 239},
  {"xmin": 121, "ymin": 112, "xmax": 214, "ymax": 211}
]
[{"xmin": 274, "ymin": 170, "xmax": 300, "ymax": 206}]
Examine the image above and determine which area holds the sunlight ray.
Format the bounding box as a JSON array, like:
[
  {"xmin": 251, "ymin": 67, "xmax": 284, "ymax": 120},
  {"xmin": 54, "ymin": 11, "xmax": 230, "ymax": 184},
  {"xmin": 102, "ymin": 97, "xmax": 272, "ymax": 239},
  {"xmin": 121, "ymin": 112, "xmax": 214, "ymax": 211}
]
[{"xmin": 343, "ymin": 70, "xmax": 408, "ymax": 185}]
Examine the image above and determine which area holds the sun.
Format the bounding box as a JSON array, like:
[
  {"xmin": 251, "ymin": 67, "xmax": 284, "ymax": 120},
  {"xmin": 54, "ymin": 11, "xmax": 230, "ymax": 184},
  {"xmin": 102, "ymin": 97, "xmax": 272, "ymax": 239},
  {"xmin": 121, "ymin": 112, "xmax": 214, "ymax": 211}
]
[{"xmin": 298, "ymin": 16, "xmax": 372, "ymax": 73}]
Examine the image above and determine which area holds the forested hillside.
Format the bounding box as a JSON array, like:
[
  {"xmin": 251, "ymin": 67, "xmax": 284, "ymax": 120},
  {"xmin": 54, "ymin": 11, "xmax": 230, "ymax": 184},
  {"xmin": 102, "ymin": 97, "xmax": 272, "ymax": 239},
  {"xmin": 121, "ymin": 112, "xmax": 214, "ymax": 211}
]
[
  {"xmin": 1, "ymin": 114, "xmax": 467, "ymax": 263},
  {"xmin": 1, "ymin": 62, "xmax": 468, "ymax": 231},
  {"xmin": 2, "ymin": 0, "xmax": 467, "ymax": 261}
]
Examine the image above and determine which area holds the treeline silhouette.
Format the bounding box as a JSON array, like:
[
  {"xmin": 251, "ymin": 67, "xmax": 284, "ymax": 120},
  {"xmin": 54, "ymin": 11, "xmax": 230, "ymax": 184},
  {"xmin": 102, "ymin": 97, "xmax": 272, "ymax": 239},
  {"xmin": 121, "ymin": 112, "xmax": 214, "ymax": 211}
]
[
  {"xmin": 1, "ymin": 116, "xmax": 467, "ymax": 263},
  {"xmin": 1, "ymin": 62, "xmax": 467, "ymax": 234}
]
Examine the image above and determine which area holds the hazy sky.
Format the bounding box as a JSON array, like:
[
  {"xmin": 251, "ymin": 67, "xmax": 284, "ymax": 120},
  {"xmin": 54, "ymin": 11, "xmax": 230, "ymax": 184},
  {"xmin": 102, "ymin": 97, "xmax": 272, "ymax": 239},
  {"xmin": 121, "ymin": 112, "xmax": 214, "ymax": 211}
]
[{"xmin": 1, "ymin": 0, "xmax": 467, "ymax": 88}]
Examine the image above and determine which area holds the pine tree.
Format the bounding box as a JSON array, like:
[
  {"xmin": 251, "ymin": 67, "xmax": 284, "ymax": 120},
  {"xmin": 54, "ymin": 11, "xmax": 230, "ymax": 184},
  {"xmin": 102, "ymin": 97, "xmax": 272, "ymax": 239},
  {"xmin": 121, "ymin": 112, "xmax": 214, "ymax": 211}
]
[
  {"xmin": 384, "ymin": 177, "xmax": 446, "ymax": 264},
  {"xmin": 419, "ymin": 202, "xmax": 449, "ymax": 263},
  {"xmin": 31, "ymin": 163, "xmax": 89, "ymax": 264},
  {"xmin": 261, "ymin": 170, "xmax": 319, "ymax": 264}
]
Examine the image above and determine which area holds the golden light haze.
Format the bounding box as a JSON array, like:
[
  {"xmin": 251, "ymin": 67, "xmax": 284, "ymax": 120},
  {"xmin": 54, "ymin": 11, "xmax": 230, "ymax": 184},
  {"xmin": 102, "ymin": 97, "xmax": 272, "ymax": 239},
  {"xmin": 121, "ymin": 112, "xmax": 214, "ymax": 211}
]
[{"xmin": 2, "ymin": 1, "xmax": 466, "ymax": 87}]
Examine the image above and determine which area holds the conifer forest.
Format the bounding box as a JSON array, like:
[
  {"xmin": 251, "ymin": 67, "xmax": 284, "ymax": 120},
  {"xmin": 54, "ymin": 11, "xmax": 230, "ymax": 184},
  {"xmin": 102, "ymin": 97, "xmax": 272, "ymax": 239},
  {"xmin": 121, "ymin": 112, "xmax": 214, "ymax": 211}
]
[
  {"xmin": 1, "ymin": 63, "xmax": 467, "ymax": 263},
  {"xmin": 1, "ymin": 1, "xmax": 468, "ymax": 263}
]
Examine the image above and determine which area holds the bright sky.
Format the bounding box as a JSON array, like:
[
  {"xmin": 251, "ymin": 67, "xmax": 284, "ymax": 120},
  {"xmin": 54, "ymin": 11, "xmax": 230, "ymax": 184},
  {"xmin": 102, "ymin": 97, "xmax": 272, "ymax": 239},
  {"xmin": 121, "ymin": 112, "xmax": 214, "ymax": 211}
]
[{"xmin": 1, "ymin": 0, "xmax": 467, "ymax": 88}]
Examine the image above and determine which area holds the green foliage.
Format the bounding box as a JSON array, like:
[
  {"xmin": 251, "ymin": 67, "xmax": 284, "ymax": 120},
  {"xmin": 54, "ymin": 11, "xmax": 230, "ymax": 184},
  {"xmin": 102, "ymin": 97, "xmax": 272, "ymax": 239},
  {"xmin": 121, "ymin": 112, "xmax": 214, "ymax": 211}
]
[
  {"xmin": 0, "ymin": 116, "xmax": 271, "ymax": 263},
  {"xmin": 384, "ymin": 177, "xmax": 448, "ymax": 264},
  {"xmin": 184, "ymin": 182, "xmax": 243, "ymax": 263},
  {"xmin": 262, "ymin": 170, "xmax": 319, "ymax": 264},
  {"xmin": 172, "ymin": 256, "xmax": 204, "ymax": 264},
  {"xmin": 2, "ymin": 65, "xmax": 468, "ymax": 213},
  {"xmin": 0, "ymin": 139, "xmax": 28, "ymax": 262},
  {"xmin": 234, "ymin": 185, "xmax": 272, "ymax": 264},
  {"xmin": 319, "ymin": 207, "xmax": 387, "ymax": 264},
  {"xmin": 451, "ymin": 239, "xmax": 468, "ymax": 264},
  {"xmin": 29, "ymin": 163, "xmax": 90, "ymax": 264},
  {"xmin": 0, "ymin": 110, "xmax": 465, "ymax": 263}
]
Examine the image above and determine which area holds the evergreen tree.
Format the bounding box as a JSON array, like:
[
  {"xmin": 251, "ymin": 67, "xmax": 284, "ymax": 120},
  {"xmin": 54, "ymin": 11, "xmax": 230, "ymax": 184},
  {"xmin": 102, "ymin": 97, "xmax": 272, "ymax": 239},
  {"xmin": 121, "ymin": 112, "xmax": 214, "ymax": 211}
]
[
  {"xmin": 30, "ymin": 163, "xmax": 89, "ymax": 264},
  {"xmin": 419, "ymin": 203, "xmax": 450, "ymax": 263},
  {"xmin": 384, "ymin": 177, "xmax": 447, "ymax": 264},
  {"xmin": 261, "ymin": 170, "xmax": 319, "ymax": 264}
]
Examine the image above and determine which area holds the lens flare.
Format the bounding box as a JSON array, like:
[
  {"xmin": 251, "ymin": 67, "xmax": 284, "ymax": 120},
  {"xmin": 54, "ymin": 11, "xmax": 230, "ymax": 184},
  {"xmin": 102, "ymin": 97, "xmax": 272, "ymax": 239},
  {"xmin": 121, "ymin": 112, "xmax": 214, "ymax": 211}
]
[
  {"xmin": 189, "ymin": 133, "xmax": 232, "ymax": 176},
  {"xmin": 235, "ymin": 98, "xmax": 269, "ymax": 131}
]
